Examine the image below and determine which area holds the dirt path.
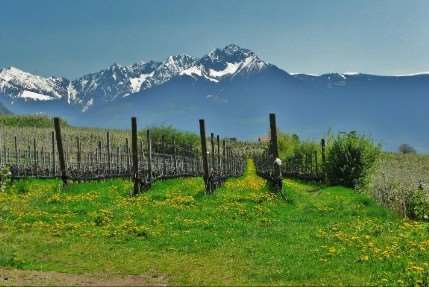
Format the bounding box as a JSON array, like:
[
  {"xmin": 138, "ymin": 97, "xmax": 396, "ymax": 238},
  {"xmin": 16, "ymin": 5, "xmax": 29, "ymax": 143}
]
[{"xmin": 0, "ymin": 268, "xmax": 167, "ymax": 286}]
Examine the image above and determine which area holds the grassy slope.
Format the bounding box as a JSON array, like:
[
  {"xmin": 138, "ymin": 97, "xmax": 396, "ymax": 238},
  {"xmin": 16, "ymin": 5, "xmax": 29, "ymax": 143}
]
[{"xmin": 0, "ymin": 161, "xmax": 428, "ymax": 285}]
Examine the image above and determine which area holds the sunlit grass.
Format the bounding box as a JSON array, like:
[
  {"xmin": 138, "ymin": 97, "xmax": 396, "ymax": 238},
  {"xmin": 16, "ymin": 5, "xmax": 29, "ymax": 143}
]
[{"xmin": 0, "ymin": 160, "xmax": 428, "ymax": 285}]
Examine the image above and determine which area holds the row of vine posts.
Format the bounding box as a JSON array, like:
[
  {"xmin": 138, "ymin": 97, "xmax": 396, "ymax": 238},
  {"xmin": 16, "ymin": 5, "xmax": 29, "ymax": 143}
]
[
  {"xmin": 254, "ymin": 113, "xmax": 328, "ymax": 195},
  {"xmin": 1, "ymin": 112, "xmax": 330, "ymax": 196},
  {"xmin": 1, "ymin": 117, "xmax": 245, "ymax": 195}
]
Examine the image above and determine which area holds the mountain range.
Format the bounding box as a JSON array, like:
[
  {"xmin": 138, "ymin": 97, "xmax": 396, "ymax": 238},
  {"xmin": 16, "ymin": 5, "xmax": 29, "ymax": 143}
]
[{"xmin": 1, "ymin": 44, "xmax": 428, "ymax": 152}]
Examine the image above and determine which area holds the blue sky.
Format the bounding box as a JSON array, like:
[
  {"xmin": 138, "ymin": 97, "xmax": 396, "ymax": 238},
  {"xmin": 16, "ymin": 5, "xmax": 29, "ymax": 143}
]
[{"xmin": 1, "ymin": 0, "xmax": 428, "ymax": 78}]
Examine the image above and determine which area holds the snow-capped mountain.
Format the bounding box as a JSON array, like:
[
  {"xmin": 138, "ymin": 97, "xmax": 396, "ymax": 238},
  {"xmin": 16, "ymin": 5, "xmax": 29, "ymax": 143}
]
[
  {"xmin": 180, "ymin": 44, "xmax": 270, "ymax": 82},
  {"xmin": 0, "ymin": 66, "xmax": 70, "ymax": 102},
  {"xmin": 1, "ymin": 44, "xmax": 429, "ymax": 152},
  {"xmin": 0, "ymin": 44, "xmax": 267, "ymax": 110}
]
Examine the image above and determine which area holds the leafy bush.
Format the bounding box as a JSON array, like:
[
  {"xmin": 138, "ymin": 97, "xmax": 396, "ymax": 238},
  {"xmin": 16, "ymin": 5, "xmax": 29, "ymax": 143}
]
[
  {"xmin": 277, "ymin": 133, "xmax": 300, "ymax": 159},
  {"xmin": 326, "ymin": 132, "xmax": 380, "ymax": 188},
  {"xmin": 407, "ymin": 185, "xmax": 429, "ymax": 220},
  {"xmin": 139, "ymin": 125, "xmax": 200, "ymax": 148},
  {"xmin": 278, "ymin": 133, "xmax": 320, "ymax": 165},
  {"xmin": 399, "ymin": 144, "xmax": 416, "ymax": 154}
]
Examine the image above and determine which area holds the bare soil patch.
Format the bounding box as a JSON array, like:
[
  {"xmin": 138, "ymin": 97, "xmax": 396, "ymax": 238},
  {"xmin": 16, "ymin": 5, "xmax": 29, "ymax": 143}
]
[{"xmin": 0, "ymin": 268, "xmax": 168, "ymax": 286}]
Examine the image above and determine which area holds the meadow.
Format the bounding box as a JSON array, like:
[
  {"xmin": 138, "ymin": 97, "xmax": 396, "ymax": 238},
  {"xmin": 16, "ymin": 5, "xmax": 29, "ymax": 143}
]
[{"xmin": 1, "ymin": 160, "xmax": 428, "ymax": 285}]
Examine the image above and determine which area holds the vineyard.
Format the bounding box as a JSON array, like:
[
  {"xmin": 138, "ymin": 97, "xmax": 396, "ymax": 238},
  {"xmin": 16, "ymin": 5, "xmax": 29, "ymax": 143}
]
[
  {"xmin": 0, "ymin": 117, "xmax": 246, "ymax": 194},
  {"xmin": 0, "ymin": 114, "xmax": 428, "ymax": 285},
  {"xmin": 0, "ymin": 113, "xmax": 329, "ymax": 197},
  {"xmin": 0, "ymin": 113, "xmax": 427, "ymax": 211}
]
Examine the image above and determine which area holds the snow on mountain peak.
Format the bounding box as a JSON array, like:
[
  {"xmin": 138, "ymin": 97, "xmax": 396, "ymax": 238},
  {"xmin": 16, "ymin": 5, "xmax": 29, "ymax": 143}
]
[
  {"xmin": 0, "ymin": 44, "xmax": 272, "ymax": 107},
  {"xmin": 207, "ymin": 44, "xmax": 253, "ymax": 62},
  {"xmin": 200, "ymin": 44, "xmax": 268, "ymax": 78},
  {"xmin": 0, "ymin": 66, "xmax": 67, "ymax": 101},
  {"xmin": 164, "ymin": 54, "xmax": 198, "ymax": 71}
]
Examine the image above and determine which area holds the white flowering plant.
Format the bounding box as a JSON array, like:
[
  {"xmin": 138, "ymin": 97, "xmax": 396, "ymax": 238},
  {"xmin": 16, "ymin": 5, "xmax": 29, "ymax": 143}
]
[
  {"xmin": 0, "ymin": 165, "xmax": 12, "ymax": 192},
  {"xmin": 366, "ymin": 153, "xmax": 429, "ymax": 220}
]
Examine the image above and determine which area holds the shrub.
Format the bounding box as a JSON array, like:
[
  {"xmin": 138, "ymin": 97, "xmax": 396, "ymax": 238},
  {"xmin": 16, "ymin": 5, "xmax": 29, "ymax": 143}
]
[
  {"xmin": 278, "ymin": 132, "xmax": 320, "ymax": 172},
  {"xmin": 326, "ymin": 132, "xmax": 380, "ymax": 188},
  {"xmin": 406, "ymin": 185, "xmax": 429, "ymax": 220},
  {"xmin": 367, "ymin": 153, "xmax": 429, "ymax": 220},
  {"xmin": 140, "ymin": 125, "xmax": 199, "ymax": 149},
  {"xmin": 399, "ymin": 144, "xmax": 416, "ymax": 154},
  {"xmin": 277, "ymin": 133, "xmax": 300, "ymax": 159},
  {"xmin": 0, "ymin": 166, "xmax": 11, "ymax": 192}
]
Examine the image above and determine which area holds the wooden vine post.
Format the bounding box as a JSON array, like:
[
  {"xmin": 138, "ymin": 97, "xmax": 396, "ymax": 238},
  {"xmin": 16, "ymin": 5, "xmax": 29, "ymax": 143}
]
[
  {"xmin": 161, "ymin": 135, "xmax": 166, "ymax": 176},
  {"xmin": 106, "ymin": 131, "xmax": 111, "ymax": 175},
  {"xmin": 76, "ymin": 137, "xmax": 81, "ymax": 170},
  {"xmin": 199, "ymin": 119, "xmax": 211, "ymax": 193},
  {"xmin": 314, "ymin": 150, "xmax": 318, "ymax": 176},
  {"xmin": 210, "ymin": 133, "xmax": 215, "ymax": 173},
  {"xmin": 226, "ymin": 146, "xmax": 230, "ymax": 175},
  {"xmin": 14, "ymin": 136, "xmax": 18, "ymax": 164},
  {"xmin": 51, "ymin": 131, "xmax": 55, "ymax": 176},
  {"xmin": 172, "ymin": 137, "xmax": 177, "ymax": 173},
  {"xmin": 216, "ymin": 135, "xmax": 220, "ymax": 175},
  {"xmin": 321, "ymin": 138, "xmax": 327, "ymax": 183},
  {"xmin": 131, "ymin": 117, "xmax": 141, "ymax": 195},
  {"xmin": 53, "ymin": 117, "xmax": 67, "ymax": 185},
  {"xmin": 97, "ymin": 140, "xmax": 102, "ymax": 177},
  {"xmin": 269, "ymin": 113, "xmax": 282, "ymax": 192},
  {"xmin": 222, "ymin": 139, "xmax": 226, "ymax": 176},
  {"xmin": 146, "ymin": 130, "xmax": 153, "ymax": 185},
  {"xmin": 116, "ymin": 146, "xmax": 120, "ymax": 175},
  {"xmin": 33, "ymin": 138, "xmax": 37, "ymax": 174},
  {"xmin": 125, "ymin": 138, "xmax": 130, "ymax": 174}
]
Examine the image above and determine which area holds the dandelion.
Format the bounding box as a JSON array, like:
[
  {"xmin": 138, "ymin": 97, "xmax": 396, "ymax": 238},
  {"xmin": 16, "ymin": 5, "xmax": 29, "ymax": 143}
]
[
  {"xmin": 328, "ymin": 247, "xmax": 337, "ymax": 255},
  {"xmin": 359, "ymin": 255, "xmax": 369, "ymax": 262}
]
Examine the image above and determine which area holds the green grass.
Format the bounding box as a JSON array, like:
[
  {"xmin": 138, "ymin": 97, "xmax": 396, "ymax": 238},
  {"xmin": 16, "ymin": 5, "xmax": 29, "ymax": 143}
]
[{"xmin": 0, "ymin": 161, "xmax": 428, "ymax": 285}]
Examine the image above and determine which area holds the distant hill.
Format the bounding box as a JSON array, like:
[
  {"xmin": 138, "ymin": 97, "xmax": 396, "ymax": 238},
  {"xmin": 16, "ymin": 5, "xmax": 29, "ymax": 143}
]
[
  {"xmin": 0, "ymin": 102, "xmax": 11, "ymax": 115},
  {"xmin": 1, "ymin": 44, "xmax": 428, "ymax": 152}
]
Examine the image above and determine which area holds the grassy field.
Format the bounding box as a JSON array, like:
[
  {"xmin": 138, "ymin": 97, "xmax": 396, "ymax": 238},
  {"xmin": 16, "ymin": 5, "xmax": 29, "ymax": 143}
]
[{"xmin": 1, "ymin": 160, "xmax": 428, "ymax": 285}]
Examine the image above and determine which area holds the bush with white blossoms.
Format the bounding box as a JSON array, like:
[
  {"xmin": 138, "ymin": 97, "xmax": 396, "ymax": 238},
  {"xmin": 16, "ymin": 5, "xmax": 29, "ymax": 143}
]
[
  {"xmin": 0, "ymin": 165, "xmax": 12, "ymax": 192},
  {"xmin": 366, "ymin": 153, "xmax": 429, "ymax": 220}
]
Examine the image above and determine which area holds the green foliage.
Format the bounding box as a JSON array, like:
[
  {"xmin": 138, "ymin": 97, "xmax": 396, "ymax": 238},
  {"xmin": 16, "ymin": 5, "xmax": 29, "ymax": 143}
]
[
  {"xmin": 93, "ymin": 209, "xmax": 114, "ymax": 226},
  {"xmin": 402, "ymin": 267, "xmax": 429, "ymax": 287},
  {"xmin": 407, "ymin": 186, "xmax": 429, "ymax": 220},
  {"xmin": 0, "ymin": 252, "xmax": 25, "ymax": 269},
  {"xmin": 326, "ymin": 132, "xmax": 380, "ymax": 188},
  {"xmin": 278, "ymin": 133, "xmax": 319, "ymax": 161},
  {"xmin": 0, "ymin": 115, "xmax": 68, "ymax": 128},
  {"xmin": 277, "ymin": 133, "xmax": 300, "ymax": 159},
  {"xmin": 139, "ymin": 125, "xmax": 200, "ymax": 148}
]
